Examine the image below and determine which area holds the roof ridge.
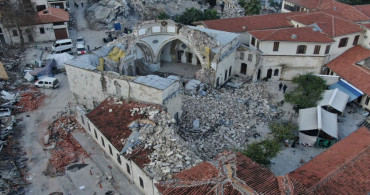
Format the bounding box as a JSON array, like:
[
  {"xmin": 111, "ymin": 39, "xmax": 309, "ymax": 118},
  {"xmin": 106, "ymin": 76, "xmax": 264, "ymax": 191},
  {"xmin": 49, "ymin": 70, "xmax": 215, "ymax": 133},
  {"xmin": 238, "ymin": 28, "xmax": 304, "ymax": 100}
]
[{"xmin": 308, "ymin": 146, "xmax": 369, "ymax": 193}]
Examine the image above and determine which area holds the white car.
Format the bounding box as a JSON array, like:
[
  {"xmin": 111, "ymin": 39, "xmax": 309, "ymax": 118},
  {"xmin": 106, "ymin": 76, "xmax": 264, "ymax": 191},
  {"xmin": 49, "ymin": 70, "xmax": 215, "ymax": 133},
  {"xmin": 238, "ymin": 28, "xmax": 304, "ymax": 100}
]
[
  {"xmin": 77, "ymin": 43, "xmax": 86, "ymax": 55},
  {"xmin": 76, "ymin": 37, "xmax": 85, "ymax": 45},
  {"xmin": 34, "ymin": 77, "xmax": 60, "ymax": 89}
]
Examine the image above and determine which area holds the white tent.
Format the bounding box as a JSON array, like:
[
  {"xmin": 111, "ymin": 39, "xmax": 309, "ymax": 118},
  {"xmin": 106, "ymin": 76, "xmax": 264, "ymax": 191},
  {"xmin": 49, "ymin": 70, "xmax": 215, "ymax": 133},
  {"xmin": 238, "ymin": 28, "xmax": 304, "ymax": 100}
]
[
  {"xmin": 298, "ymin": 106, "xmax": 338, "ymax": 146},
  {"xmin": 318, "ymin": 88, "xmax": 349, "ymax": 113}
]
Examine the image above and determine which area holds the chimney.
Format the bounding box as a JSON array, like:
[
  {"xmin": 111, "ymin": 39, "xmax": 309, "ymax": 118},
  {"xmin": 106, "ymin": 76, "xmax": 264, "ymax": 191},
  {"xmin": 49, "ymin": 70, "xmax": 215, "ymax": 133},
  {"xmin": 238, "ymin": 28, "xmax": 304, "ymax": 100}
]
[{"xmin": 43, "ymin": 9, "xmax": 49, "ymax": 14}]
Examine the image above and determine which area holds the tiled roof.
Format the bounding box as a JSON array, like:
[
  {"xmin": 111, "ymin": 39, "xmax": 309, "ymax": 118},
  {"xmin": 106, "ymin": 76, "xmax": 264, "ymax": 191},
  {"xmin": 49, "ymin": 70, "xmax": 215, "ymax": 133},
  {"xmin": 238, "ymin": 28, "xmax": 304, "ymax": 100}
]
[
  {"xmin": 321, "ymin": 6, "xmax": 370, "ymax": 22},
  {"xmin": 288, "ymin": 127, "xmax": 370, "ymax": 194},
  {"xmin": 36, "ymin": 7, "xmax": 69, "ymax": 24},
  {"xmin": 285, "ymin": 0, "xmax": 343, "ymax": 10},
  {"xmin": 355, "ymin": 4, "xmax": 370, "ymax": 17},
  {"xmin": 360, "ymin": 23, "xmax": 370, "ymax": 29},
  {"xmin": 249, "ymin": 27, "xmax": 333, "ymax": 43},
  {"xmin": 235, "ymin": 153, "xmax": 281, "ymax": 194},
  {"xmin": 173, "ymin": 162, "xmax": 219, "ymax": 181},
  {"xmin": 288, "ymin": 12, "xmax": 364, "ymax": 37},
  {"xmin": 85, "ymin": 98, "xmax": 158, "ymax": 151},
  {"xmin": 326, "ymin": 45, "xmax": 370, "ymax": 95},
  {"xmin": 125, "ymin": 146, "xmax": 152, "ymax": 168},
  {"xmin": 156, "ymin": 151, "xmax": 282, "ymax": 195},
  {"xmin": 201, "ymin": 12, "xmax": 306, "ymax": 32}
]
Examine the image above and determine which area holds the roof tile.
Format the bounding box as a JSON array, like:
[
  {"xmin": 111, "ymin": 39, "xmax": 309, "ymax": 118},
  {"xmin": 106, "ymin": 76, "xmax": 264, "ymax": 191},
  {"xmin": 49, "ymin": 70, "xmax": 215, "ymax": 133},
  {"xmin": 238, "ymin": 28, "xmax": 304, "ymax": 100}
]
[
  {"xmin": 36, "ymin": 7, "xmax": 69, "ymax": 24},
  {"xmin": 249, "ymin": 27, "xmax": 333, "ymax": 42}
]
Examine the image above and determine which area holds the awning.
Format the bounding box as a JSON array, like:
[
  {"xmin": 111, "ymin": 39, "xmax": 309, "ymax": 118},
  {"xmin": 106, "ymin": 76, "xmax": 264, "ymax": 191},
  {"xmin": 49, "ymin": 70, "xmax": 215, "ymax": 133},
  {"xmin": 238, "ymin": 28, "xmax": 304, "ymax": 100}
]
[
  {"xmin": 298, "ymin": 106, "xmax": 338, "ymax": 139},
  {"xmin": 318, "ymin": 88, "xmax": 349, "ymax": 113},
  {"xmin": 329, "ymin": 79, "xmax": 363, "ymax": 102}
]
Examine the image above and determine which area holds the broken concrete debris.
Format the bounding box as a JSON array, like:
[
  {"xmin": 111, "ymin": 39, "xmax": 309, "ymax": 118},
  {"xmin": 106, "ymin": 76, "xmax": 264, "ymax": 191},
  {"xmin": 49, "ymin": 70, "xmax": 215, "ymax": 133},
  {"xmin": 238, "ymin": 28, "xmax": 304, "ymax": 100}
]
[
  {"xmin": 179, "ymin": 80, "xmax": 284, "ymax": 160},
  {"xmin": 44, "ymin": 112, "xmax": 89, "ymax": 177},
  {"xmin": 127, "ymin": 105, "xmax": 201, "ymax": 179}
]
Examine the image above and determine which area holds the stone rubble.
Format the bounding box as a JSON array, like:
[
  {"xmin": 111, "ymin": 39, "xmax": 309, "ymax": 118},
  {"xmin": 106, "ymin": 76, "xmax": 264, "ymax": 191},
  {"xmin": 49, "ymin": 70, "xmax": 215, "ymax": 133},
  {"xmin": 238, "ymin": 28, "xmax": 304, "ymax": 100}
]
[
  {"xmin": 129, "ymin": 106, "xmax": 201, "ymax": 180},
  {"xmin": 179, "ymin": 80, "xmax": 285, "ymax": 160}
]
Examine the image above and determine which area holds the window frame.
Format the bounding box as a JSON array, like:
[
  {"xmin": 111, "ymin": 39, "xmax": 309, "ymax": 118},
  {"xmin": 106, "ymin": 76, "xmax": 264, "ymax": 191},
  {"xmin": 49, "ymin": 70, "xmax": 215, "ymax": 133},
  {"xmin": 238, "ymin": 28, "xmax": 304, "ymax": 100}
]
[
  {"xmin": 338, "ymin": 37, "xmax": 348, "ymax": 48},
  {"xmin": 273, "ymin": 42, "xmax": 280, "ymax": 52},
  {"xmin": 39, "ymin": 27, "xmax": 45, "ymax": 34},
  {"xmin": 240, "ymin": 52, "xmax": 244, "ymax": 60},
  {"xmin": 296, "ymin": 45, "xmax": 307, "ymax": 54},
  {"xmin": 248, "ymin": 54, "xmax": 253, "ymax": 61},
  {"xmin": 251, "ymin": 36, "xmax": 256, "ymax": 46},
  {"xmin": 365, "ymin": 96, "xmax": 370, "ymax": 105},
  {"xmin": 314, "ymin": 45, "xmax": 321, "ymax": 54},
  {"xmin": 139, "ymin": 177, "xmax": 144, "ymax": 188},
  {"xmin": 353, "ymin": 35, "xmax": 360, "ymax": 45},
  {"xmin": 12, "ymin": 30, "xmax": 18, "ymax": 36},
  {"xmin": 325, "ymin": 45, "xmax": 331, "ymax": 54}
]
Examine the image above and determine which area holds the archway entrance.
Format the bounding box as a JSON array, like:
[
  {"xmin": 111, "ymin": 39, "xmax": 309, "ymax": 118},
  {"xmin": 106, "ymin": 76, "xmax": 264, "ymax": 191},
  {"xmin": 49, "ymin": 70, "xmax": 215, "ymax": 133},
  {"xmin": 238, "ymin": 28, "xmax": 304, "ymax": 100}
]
[{"xmin": 157, "ymin": 39, "xmax": 201, "ymax": 78}]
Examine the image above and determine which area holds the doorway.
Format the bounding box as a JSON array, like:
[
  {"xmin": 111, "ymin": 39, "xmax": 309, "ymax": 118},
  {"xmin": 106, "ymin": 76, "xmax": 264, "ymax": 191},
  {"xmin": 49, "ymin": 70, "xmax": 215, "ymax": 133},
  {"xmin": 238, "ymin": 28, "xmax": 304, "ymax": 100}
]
[
  {"xmin": 187, "ymin": 52, "xmax": 192, "ymax": 63},
  {"xmin": 257, "ymin": 69, "xmax": 261, "ymax": 80},
  {"xmin": 267, "ymin": 69, "xmax": 272, "ymax": 79},
  {"xmin": 241, "ymin": 63, "xmax": 247, "ymax": 74}
]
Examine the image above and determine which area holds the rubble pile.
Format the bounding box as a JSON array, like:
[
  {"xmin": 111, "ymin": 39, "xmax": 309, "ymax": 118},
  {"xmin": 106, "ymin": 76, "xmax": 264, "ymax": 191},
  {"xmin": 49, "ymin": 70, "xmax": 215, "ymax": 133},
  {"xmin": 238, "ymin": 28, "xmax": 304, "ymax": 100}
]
[
  {"xmin": 44, "ymin": 113, "xmax": 88, "ymax": 177},
  {"xmin": 15, "ymin": 87, "xmax": 46, "ymax": 112},
  {"xmin": 129, "ymin": 106, "xmax": 201, "ymax": 179},
  {"xmin": 179, "ymin": 81, "xmax": 284, "ymax": 160}
]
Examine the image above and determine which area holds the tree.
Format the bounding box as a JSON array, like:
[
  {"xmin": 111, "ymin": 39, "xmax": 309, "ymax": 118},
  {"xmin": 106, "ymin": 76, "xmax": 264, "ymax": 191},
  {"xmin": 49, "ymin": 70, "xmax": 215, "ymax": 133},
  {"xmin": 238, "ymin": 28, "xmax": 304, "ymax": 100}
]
[
  {"xmin": 241, "ymin": 139, "xmax": 281, "ymax": 164},
  {"xmin": 202, "ymin": 9, "xmax": 220, "ymax": 21},
  {"xmin": 0, "ymin": 0, "xmax": 37, "ymax": 47},
  {"xmin": 270, "ymin": 122, "xmax": 297, "ymax": 142},
  {"xmin": 239, "ymin": 0, "xmax": 261, "ymax": 15},
  {"xmin": 206, "ymin": 0, "xmax": 217, "ymax": 8},
  {"xmin": 175, "ymin": 8, "xmax": 204, "ymax": 25},
  {"xmin": 284, "ymin": 73, "xmax": 327, "ymax": 109},
  {"xmin": 269, "ymin": 0, "xmax": 282, "ymax": 11},
  {"xmin": 157, "ymin": 11, "xmax": 170, "ymax": 20},
  {"xmin": 175, "ymin": 8, "xmax": 219, "ymax": 25},
  {"xmin": 338, "ymin": 0, "xmax": 368, "ymax": 5}
]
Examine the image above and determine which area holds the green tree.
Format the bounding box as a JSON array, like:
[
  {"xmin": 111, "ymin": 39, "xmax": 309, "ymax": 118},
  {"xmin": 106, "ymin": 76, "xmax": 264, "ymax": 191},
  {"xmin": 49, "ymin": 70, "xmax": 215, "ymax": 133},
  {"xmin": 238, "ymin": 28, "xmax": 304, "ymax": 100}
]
[
  {"xmin": 269, "ymin": 0, "xmax": 282, "ymax": 11},
  {"xmin": 157, "ymin": 11, "xmax": 170, "ymax": 20},
  {"xmin": 175, "ymin": 7, "xmax": 204, "ymax": 25},
  {"xmin": 270, "ymin": 122, "xmax": 297, "ymax": 142},
  {"xmin": 203, "ymin": 9, "xmax": 220, "ymax": 20},
  {"xmin": 239, "ymin": 0, "xmax": 261, "ymax": 15},
  {"xmin": 241, "ymin": 139, "xmax": 281, "ymax": 164},
  {"xmin": 284, "ymin": 73, "xmax": 326, "ymax": 109},
  {"xmin": 338, "ymin": 0, "xmax": 368, "ymax": 5}
]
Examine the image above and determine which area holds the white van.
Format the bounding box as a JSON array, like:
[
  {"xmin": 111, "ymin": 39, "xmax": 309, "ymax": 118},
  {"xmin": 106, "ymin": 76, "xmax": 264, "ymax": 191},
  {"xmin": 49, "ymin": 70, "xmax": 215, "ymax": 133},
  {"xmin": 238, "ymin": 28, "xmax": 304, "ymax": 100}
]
[
  {"xmin": 52, "ymin": 39, "xmax": 73, "ymax": 54},
  {"xmin": 34, "ymin": 77, "xmax": 60, "ymax": 89}
]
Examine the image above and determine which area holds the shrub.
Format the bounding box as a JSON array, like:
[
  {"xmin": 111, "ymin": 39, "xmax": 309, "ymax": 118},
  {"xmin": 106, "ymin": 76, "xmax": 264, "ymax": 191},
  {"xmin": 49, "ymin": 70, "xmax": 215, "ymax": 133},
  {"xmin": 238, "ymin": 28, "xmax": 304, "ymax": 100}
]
[
  {"xmin": 270, "ymin": 122, "xmax": 297, "ymax": 142},
  {"xmin": 241, "ymin": 139, "xmax": 281, "ymax": 164}
]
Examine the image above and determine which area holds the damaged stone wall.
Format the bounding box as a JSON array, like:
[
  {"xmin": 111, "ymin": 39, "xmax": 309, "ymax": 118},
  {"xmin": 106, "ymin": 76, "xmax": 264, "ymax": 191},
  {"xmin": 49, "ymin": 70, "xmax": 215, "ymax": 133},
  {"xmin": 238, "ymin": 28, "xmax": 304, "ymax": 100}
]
[{"xmin": 65, "ymin": 65, "xmax": 182, "ymax": 118}]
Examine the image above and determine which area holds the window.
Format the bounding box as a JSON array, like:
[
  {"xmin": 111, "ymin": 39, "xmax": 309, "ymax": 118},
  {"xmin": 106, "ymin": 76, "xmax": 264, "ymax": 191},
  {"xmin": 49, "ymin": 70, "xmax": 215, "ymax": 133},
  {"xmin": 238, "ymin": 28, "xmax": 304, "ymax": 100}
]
[
  {"xmin": 94, "ymin": 129, "xmax": 98, "ymax": 139},
  {"xmin": 225, "ymin": 70, "xmax": 228, "ymax": 81},
  {"xmin": 240, "ymin": 63, "xmax": 247, "ymax": 74},
  {"xmin": 248, "ymin": 54, "xmax": 253, "ymax": 61},
  {"xmin": 240, "ymin": 52, "xmax": 244, "ymax": 60},
  {"xmin": 338, "ymin": 37, "xmax": 348, "ymax": 48},
  {"xmin": 126, "ymin": 163, "xmax": 131, "ymax": 174},
  {"xmin": 80, "ymin": 115, "xmax": 85, "ymax": 125},
  {"xmin": 87, "ymin": 122, "xmax": 91, "ymax": 131},
  {"xmin": 39, "ymin": 81, "xmax": 44, "ymax": 84},
  {"xmin": 325, "ymin": 45, "xmax": 331, "ymax": 54},
  {"xmin": 273, "ymin": 42, "xmax": 280, "ymax": 52},
  {"xmin": 274, "ymin": 69, "xmax": 279, "ymax": 76},
  {"xmin": 101, "ymin": 137, "xmax": 105, "ymax": 147},
  {"xmin": 139, "ymin": 177, "xmax": 144, "ymax": 188},
  {"xmin": 0, "ymin": 28, "xmax": 2, "ymax": 33},
  {"xmin": 117, "ymin": 153, "xmax": 121, "ymax": 165},
  {"xmin": 39, "ymin": 27, "xmax": 45, "ymax": 34},
  {"xmin": 251, "ymin": 36, "xmax": 256, "ymax": 46},
  {"xmin": 53, "ymin": 22, "xmax": 64, "ymax": 26},
  {"xmin": 314, "ymin": 45, "xmax": 321, "ymax": 54},
  {"xmin": 229, "ymin": 67, "xmax": 232, "ymax": 77},
  {"xmin": 256, "ymin": 40, "xmax": 260, "ymax": 49},
  {"xmin": 296, "ymin": 45, "xmax": 307, "ymax": 54},
  {"xmin": 12, "ymin": 30, "xmax": 18, "ymax": 36},
  {"xmin": 109, "ymin": 145, "xmax": 113, "ymax": 156},
  {"xmin": 365, "ymin": 97, "xmax": 370, "ymax": 105},
  {"xmin": 353, "ymin": 35, "xmax": 360, "ymax": 45}
]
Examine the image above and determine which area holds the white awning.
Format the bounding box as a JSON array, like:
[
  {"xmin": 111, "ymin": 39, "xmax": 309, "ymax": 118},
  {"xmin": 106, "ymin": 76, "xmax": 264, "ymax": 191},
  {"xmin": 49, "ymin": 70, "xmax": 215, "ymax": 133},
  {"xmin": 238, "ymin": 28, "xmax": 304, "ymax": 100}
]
[
  {"xmin": 318, "ymin": 88, "xmax": 349, "ymax": 113},
  {"xmin": 298, "ymin": 106, "xmax": 338, "ymax": 139}
]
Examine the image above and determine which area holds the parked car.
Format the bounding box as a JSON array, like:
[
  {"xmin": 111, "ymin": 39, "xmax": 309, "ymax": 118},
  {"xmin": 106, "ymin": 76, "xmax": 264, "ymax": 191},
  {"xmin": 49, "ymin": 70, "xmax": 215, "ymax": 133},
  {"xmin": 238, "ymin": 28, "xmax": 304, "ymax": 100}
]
[
  {"xmin": 76, "ymin": 36, "xmax": 85, "ymax": 45},
  {"xmin": 51, "ymin": 39, "xmax": 73, "ymax": 54},
  {"xmin": 34, "ymin": 77, "xmax": 59, "ymax": 89},
  {"xmin": 77, "ymin": 43, "xmax": 86, "ymax": 55}
]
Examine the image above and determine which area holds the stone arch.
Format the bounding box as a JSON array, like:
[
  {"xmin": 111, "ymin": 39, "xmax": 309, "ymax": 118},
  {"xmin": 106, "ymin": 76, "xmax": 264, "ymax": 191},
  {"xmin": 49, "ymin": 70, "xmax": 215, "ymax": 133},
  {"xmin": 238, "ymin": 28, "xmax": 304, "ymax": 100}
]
[
  {"xmin": 155, "ymin": 37, "xmax": 206, "ymax": 68},
  {"xmin": 135, "ymin": 41, "xmax": 155, "ymax": 63}
]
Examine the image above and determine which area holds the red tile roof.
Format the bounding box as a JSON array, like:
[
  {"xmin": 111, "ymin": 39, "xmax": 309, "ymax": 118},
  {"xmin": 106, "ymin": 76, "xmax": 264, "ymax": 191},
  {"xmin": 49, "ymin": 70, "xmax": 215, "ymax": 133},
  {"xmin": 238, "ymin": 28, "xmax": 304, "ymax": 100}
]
[
  {"xmin": 361, "ymin": 23, "xmax": 370, "ymax": 29},
  {"xmin": 86, "ymin": 98, "xmax": 158, "ymax": 151},
  {"xmin": 235, "ymin": 153, "xmax": 281, "ymax": 194},
  {"xmin": 249, "ymin": 27, "xmax": 333, "ymax": 43},
  {"xmin": 288, "ymin": 12, "xmax": 364, "ymax": 37},
  {"xmin": 288, "ymin": 127, "xmax": 370, "ymax": 194},
  {"xmin": 36, "ymin": 7, "xmax": 69, "ymax": 24},
  {"xmin": 125, "ymin": 146, "xmax": 153, "ymax": 168},
  {"xmin": 355, "ymin": 4, "xmax": 370, "ymax": 17},
  {"xmin": 285, "ymin": 0, "xmax": 339, "ymax": 10},
  {"xmin": 326, "ymin": 45, "xmax": 370, "ymax": 95},
  {"xmin": 156, "ymin": 151, "xmax": 282, "ymax": 195},
  {"xmin": 202, "ymin": 12, "xmax": 307, "ymax": 32},
  {"xmin": 321, "ymin": 7, "xmax": 370, "ymax": 22},
  {"xmin": 173, "ymin": 162, "xmax": 219, "ymax": 181}
]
